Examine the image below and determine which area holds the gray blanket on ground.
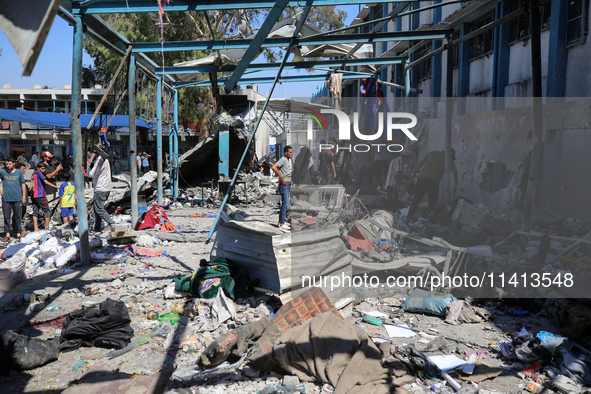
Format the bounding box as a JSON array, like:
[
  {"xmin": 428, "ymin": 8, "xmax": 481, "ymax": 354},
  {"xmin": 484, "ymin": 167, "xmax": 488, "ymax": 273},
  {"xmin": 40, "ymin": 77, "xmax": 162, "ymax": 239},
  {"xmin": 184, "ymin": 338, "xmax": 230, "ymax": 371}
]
[{"xmin": 272, "ymin": 312, "xmax": 392, "ymax": 394}]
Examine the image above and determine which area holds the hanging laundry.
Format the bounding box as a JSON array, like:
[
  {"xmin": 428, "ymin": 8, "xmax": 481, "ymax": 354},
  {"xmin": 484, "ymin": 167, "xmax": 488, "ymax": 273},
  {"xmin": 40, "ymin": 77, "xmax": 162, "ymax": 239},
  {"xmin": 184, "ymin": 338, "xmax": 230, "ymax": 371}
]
[{"xmin": 328, "ymin": 73, "xmax": 343, "ymax": 109}]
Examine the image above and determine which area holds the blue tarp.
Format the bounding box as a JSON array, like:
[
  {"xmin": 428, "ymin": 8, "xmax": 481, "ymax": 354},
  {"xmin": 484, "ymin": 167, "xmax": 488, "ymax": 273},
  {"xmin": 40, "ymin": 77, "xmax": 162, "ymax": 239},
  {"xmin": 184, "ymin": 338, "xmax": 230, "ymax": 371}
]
[{"xmin": 0, "ymin": 109, "xmax": 154, "ymax": 129}]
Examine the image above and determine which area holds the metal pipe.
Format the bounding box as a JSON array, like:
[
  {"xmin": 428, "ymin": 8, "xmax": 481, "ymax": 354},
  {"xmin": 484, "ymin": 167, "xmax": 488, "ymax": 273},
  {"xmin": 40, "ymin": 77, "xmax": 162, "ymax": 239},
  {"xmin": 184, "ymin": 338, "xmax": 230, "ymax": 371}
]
[
  {"xmin": 156, "ymin": 76, "xmax": 163, "ymax": 205},
  {"xmin": 155, "ymin": 56, "xmax": 406, "ymax": 75},
  {"xmin": 168, "ymin": 124, "xmax": 173, "ymax": 197},
  {"xmin": 315, "ymin": 0, "xmax": 464, "ymax": 38},
  {"xmin": 173, "ymin": 89, "xmax": 179, "ymax": 199},
  {"xmin": 85, "ymin": 46, "xmax": 132, "ymax": 129},
  {"xmin": 70, "ymin": 14, "xmax": 90, "ymax": 263},
  {"xmin": 129, "ymin": 53, "xmax": 138, "ymax": 228},
  {"xmin": 133, "ymin": 30, "xmax": 452, "ymax": 53},
  {"xmin": 405, "ymin": 44, "xmax": 447, "ymax": 70},
  {"xmin": 76, "ymin": 0, "xmax": 405, "ymax": 14},
  {"xmin": 206, "ymin": 5, "xmax": 313, "ymax": 243},
  {"xmin": 453, "ymin": 8, "xmax": 525, "ymax": 45}
]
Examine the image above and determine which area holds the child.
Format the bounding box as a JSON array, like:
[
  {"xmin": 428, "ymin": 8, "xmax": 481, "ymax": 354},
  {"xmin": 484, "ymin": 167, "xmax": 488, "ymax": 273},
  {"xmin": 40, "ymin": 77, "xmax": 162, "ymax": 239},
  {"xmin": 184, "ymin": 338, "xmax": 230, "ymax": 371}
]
[
  {"xmin": 58, "ymin": 171, "xmax": 75, "ymax": 223},
  {"xmin": 31, "ymin": 163, "xmax": 59, "ymax": 231}
]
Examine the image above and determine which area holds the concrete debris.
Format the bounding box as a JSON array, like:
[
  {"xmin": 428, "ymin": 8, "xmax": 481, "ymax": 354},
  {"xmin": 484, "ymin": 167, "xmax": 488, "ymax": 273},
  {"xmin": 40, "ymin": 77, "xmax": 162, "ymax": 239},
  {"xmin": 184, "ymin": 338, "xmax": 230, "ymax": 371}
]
[{"xmin": 0, "ymin": 157, "xmax": 589, "ymax": 394}]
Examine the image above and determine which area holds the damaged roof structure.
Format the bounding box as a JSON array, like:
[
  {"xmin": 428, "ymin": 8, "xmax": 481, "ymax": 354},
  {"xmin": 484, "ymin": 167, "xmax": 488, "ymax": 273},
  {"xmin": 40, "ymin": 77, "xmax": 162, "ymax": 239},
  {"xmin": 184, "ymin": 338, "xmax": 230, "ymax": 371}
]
[{"xmin": 1, "ymin": 0, "xmax": 591, "ymax": 393}]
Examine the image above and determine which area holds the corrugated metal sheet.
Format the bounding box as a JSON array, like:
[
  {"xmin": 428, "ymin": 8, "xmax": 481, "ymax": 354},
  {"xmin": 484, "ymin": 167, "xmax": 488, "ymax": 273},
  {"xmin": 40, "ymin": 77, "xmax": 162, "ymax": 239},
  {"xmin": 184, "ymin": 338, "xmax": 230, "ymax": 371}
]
[{"xmin": 211, "ymin": 220, "xmax": 353, "ymax": 306}]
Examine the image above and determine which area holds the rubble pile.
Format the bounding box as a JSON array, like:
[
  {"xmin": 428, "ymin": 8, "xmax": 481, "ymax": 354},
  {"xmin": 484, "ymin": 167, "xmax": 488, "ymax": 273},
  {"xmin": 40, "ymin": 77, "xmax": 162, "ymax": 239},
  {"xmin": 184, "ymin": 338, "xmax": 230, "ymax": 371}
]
[{"xmin": 0, "ymin": 171, "xmax": 590, "ymax": 394}]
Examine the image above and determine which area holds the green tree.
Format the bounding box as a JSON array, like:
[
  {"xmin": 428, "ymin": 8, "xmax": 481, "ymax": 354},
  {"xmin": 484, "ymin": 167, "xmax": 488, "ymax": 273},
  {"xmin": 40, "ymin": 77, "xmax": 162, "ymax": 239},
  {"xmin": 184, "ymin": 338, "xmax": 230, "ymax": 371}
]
[{"xmin": 84, "ymin": 7, "xmax": 346, "ymax": 122}]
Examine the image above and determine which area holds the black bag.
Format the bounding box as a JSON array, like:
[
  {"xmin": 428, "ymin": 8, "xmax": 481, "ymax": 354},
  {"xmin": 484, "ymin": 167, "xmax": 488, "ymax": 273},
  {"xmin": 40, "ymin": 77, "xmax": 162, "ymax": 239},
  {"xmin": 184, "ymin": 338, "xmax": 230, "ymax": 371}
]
[{"xmin": 59, "ymin": 298, "xmax": 134, "ymax": 352}]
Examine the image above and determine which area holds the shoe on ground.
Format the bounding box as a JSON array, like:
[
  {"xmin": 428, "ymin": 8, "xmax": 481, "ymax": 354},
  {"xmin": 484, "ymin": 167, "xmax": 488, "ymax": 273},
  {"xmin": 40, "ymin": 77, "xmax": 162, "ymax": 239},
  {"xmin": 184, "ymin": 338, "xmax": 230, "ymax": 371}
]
[
  {"xmin": 278, "ymin": 223, "xmax": 290, "ymax": 230},
  {"xmin": 2, "ymin": 235, "xmax": 10, "ymax": 242}
]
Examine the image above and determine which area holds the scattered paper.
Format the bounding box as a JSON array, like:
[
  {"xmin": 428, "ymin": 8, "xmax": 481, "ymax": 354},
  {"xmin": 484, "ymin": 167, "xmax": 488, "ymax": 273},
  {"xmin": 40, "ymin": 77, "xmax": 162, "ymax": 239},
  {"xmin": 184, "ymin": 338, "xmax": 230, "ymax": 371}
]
[
  {"xmin": 365, "ymin": 311, "xmax": 389, "ymax": 318},
  {"xmin": 384, "ymin": 324, "xmax": 416, "ymax": 338},
  {"xmin": 428, "ymin": 355, "xmax": 468, "ymax": 371}
]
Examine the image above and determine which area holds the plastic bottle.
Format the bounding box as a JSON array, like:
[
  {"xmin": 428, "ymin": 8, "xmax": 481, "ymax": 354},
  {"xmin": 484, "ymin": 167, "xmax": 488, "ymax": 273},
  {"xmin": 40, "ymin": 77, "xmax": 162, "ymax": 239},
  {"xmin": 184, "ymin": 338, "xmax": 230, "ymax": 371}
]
[{"xmin": 362, "ymin": 315, "xmax": 384, "ymax": 326}]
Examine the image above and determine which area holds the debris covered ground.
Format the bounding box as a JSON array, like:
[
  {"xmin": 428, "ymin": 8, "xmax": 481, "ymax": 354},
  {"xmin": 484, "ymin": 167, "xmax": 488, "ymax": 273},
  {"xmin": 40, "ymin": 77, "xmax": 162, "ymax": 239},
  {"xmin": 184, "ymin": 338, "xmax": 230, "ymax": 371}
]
[{"xmin": 0, "ymin": 172, "xmax": 590, "ymax": 394}]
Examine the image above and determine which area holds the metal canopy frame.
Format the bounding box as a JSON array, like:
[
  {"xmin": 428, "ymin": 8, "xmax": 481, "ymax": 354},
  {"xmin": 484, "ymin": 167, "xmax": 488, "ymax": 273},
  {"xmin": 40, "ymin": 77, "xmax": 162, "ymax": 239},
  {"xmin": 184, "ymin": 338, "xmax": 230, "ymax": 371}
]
[
  {"xmin": 155, "ymin": 56, "xmax": 407, "ymax": 75},
  {"xmin": 132, "ymin": 30, "xmax": 452, "ymax": 52},
  {"xmin": 67, "ymin": 0, "xmax": 457, "ymax": 258},
  {"xmin": 73, "ymin": 0, "xmax": 409, "ymax": 13}
]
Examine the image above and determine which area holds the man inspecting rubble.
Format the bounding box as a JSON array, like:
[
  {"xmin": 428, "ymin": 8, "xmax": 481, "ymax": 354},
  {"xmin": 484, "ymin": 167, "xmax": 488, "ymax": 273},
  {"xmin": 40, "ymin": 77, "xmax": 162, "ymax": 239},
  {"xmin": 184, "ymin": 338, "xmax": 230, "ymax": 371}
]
[
  {"xmin": 406, "ymin": 149, "xmax": 458, "ymax": 222},
  {"xmin": 271, "ymin": 145, "xmax": 293, "ymax": 229},
  {"xmin": 88, "ymin": 151, "xmax": 115, "ymax": 232},
  {"xmin": 0, "ymin": 157, "xmax": 27, "ymax": 240}
]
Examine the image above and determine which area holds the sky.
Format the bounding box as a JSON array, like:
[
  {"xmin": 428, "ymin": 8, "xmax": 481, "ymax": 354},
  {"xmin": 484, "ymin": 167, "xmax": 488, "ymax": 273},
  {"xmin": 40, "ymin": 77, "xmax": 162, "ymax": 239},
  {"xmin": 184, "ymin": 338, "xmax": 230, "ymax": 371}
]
[{"xmin": 0, "ymin": 6, "xmax": 359, "ymax": 98}]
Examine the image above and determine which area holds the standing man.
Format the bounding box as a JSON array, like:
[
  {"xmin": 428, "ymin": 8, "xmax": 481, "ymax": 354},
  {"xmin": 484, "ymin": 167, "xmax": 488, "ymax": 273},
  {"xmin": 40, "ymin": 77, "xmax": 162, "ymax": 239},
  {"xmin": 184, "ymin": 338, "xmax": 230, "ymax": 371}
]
[
  {"xmin": 17, "ymin": 152, "xmax": 27, "ymax": 167},
  {"xmin": 0, "ymin": 158, "xmax": 27, "ymax": 240},
  {"xmin": 406, "ymin": 149, "xmax": 458, "ymax": 223},
  {"xmin": 41, "ymin": 151, "xmax": 62, "ymax": 201},
  {"xmin": 112, "ymin": 152, "xmax": 121, "ymax": 175},
  {"xmin": 271, "ymin": 146, "xmax": 293, "ymax": 229},
  {"xmin": 141, "ymin": 152, "xmax": 151, "ymax": 174},
  {"xmin": 31, "ymin": 151, "xmax": 40, "ymax": 168},
  {"xmin": 318, "ymin": 140, "xmax": 336, "ymax": 185},
  {"xmin": 88, "ymin": 152, "xmax": 115, "ymax": 232}
]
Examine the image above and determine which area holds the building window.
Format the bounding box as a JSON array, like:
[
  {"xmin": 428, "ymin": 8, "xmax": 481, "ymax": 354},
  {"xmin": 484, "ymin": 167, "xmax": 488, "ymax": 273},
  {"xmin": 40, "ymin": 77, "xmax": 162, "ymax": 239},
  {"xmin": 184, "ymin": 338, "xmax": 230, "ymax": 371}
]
[
  {"xmin": 468, "ymin": 12, "xmax": 495, "ymax": 59},
  {"xmin": 38, "ymin": 101, "xmax": 53, "ymax": 112},
  {"xmin": 416, "ymin": 44, "xmax": 432, "ymax": 80},
  {"xmin": 507, "ymin": 0, "xmax": 552, "ymax": 43},
  {"xmin": 567, "ymin": 0, "xmax": 589, "ymax": 46},
  {"xmin": 373, "ymin": 4, "xmax": 383, "ymax": 21}
]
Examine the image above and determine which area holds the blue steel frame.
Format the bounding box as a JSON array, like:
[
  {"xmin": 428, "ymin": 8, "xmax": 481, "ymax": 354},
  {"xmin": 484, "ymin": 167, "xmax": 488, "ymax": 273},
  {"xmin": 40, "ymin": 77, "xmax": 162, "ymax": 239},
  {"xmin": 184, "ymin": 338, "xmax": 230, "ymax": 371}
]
[
  {"xmin": 132, "ymin": 30, "xmax": 452, "ymax": 52},
  {"xmin": 74, "ymin": 0, "xmax": 415, "ymax": 14},
  {"xmin": 154, "ymin": 56, "xmax": 407, "ymax": 75},
  {"xmin": 67, "ymin": 0, "xmax": 460, "ymax": 253}
]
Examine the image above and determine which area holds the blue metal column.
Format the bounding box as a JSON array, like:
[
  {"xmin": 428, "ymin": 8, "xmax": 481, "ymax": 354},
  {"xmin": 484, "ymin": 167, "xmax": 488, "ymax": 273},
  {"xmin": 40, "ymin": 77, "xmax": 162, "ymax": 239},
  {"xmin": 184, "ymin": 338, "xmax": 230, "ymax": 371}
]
[
  {"xmin": 128, "ymin": 53, "xmax": 138, "ymax": 228},
  {"xmin": 219, "ymin": 127, "xmax": 230, "ymax": 178},
  {"xmin": 547, "ymin": 0, "xmax": 568, "ymax": 97},
  {"xmin": 173, "ymin": 89, "xmax": 179, "ymax": 199},
  {"xmin": 70, "ymin": 14, "xmax": 90, "ymax": 263},
  {"xmin": 168, "ymin": 124, "xmax": 173, "ymax": 196},
  {"xmin": 492, "ymin": 0, "xmax": 511, "ymax": 109},
  {"xmin": 156, "ymin": 76, "xmax": 163, "ymax": 205},
  {"xmin": 457, "ymin": 23, "xmax": 471, "ymax": 113},
  {"xmin": 394, "ymin": 17, "xmax": 403, "ymax": 109}
]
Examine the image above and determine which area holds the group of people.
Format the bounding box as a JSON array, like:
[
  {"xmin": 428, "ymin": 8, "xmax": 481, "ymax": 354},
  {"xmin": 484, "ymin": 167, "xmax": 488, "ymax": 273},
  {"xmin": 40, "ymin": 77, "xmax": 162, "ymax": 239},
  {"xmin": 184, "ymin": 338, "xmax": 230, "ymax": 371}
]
[
  {"xmin": 136, "ymin": 152, "xmax": 151, "ymax": 176},
  {"xmin": 270, "ymin": 142, "xmax": 458, "ymax": 230},
  {"xmin": 0, "ymin": 148, "xmax": 117, "ymax": 240}
]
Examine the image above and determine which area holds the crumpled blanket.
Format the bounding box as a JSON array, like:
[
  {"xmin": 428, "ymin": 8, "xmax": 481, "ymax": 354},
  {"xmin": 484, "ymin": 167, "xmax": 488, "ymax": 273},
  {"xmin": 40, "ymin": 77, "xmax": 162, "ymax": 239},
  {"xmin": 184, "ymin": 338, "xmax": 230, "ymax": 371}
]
[
  {"xmin": 59, "ymin": 298, "xmax": 134, "ymax": 352},
  {"xmin": 272, "ymin": 312, "xmax": 392, "ymax": 394},
  {"xmin": 444, "ymin": 300, "xmax": 490, "ymax": 325}
]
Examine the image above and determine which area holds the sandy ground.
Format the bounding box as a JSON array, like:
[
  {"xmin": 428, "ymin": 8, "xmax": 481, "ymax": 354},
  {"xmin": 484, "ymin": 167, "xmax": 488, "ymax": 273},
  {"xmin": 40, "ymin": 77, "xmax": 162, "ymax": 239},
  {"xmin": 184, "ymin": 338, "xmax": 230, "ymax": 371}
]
[{"xmin": 0, "ymin": 197, "xmax": 583, "ymax": 394}]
